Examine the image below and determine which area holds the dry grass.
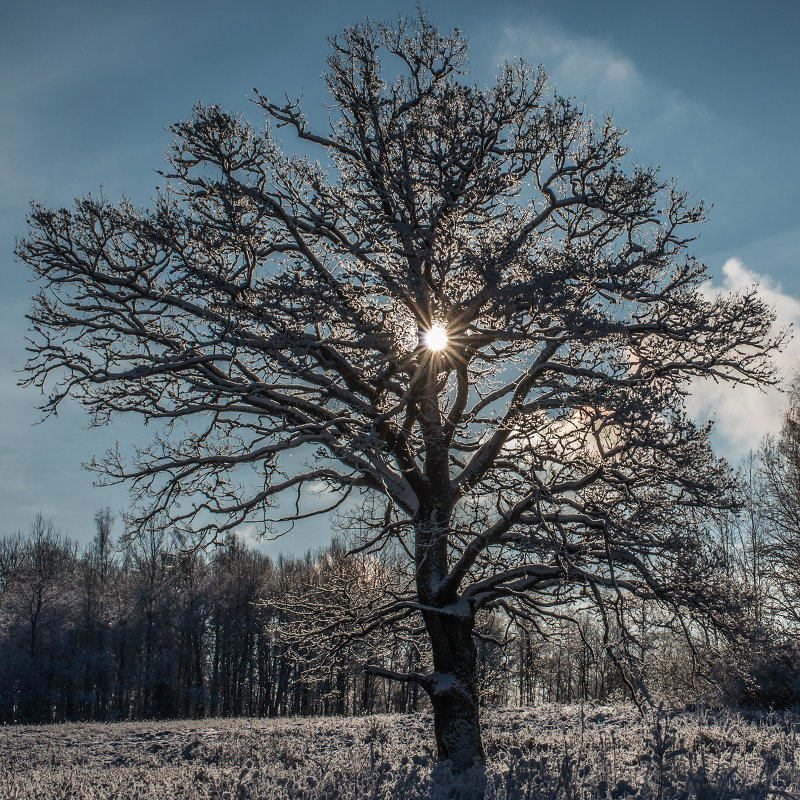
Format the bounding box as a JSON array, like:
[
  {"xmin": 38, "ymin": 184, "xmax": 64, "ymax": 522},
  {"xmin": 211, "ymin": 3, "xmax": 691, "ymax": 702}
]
[{"xmin": 1, "ymin": 704, "xmax": 798, "ymax": 798}]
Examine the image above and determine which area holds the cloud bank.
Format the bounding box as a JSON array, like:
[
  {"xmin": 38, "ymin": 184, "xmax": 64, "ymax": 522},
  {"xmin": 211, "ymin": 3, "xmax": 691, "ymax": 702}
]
[
  {"xmin": 685, "ymin": 258, "xmax": 800, "ymax": 459},
  {"xmin": 494, "ymin": 21, "xmax": 712, "ymax": 155}
]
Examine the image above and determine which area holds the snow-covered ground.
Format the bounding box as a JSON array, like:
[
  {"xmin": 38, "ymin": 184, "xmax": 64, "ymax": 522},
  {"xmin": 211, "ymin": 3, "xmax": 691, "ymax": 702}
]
[{"xmin": 1, "ymin": 704, "xmax": 798, "ymax": 799}]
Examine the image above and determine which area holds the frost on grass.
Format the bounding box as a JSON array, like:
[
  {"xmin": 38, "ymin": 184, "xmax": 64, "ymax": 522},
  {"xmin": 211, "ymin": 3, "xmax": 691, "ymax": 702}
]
[{"xmin": 2, "ymin": 704, "xmax": 799, "ymax": 799}]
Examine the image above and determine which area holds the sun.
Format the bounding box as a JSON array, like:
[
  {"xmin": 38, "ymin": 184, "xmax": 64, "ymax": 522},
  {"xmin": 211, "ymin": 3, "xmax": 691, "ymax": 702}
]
[{"xmin": 423, "ymin": 323, "xmax": 449, "ymax": 352}]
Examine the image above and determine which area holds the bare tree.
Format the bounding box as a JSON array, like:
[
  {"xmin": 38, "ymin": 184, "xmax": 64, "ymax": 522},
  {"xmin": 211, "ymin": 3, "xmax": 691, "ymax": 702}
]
[
  {"xmin": 12, "ymin": 515, "xmax": 76, "ymax": 661},
  {"xmin": 18, "ymin": 15, "xmax": 781, "ymax": 768},
  {"xmin": 757, "ymin": 377, "xmax": 800, "ymax": 630}
]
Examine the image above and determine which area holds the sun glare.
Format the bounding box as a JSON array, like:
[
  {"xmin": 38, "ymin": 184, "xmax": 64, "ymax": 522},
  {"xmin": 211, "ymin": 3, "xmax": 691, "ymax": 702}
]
[{"xmin": 423, "ymin": 324, "xmax": 448, "ymax": 352}]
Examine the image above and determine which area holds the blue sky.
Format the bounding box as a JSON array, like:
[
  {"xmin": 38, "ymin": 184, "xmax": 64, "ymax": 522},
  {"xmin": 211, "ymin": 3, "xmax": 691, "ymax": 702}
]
[{"xmin": 2, "ymin": 0, "xmax": 799, "ymax": 552}]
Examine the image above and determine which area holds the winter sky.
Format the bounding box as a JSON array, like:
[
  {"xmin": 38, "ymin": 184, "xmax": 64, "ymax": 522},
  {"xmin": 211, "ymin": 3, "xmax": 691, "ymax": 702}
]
[{"xmin": 2, "ymin": 0, "xmax": 799, "ymax": 552}]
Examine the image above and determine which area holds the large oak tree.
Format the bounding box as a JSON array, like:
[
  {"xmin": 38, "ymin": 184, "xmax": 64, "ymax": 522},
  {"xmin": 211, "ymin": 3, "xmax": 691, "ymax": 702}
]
[{"xmin": 18, "ymin": 15, "xmax": 780, "ymax": 769}]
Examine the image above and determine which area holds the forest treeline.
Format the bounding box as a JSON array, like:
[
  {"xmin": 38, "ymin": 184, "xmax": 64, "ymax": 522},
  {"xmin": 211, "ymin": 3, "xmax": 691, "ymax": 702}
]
[
  {"xmin": 0, "ymin": 511, "xmax": 624, "ymax": 724},
  {"xmin": 2, "ymin": 418, "xmax": 800, "ymax": 724}
]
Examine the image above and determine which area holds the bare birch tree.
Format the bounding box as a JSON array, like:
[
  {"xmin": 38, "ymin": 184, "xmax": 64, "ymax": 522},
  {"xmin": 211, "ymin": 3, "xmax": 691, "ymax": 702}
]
[{"xmin": 18, "ymin": 14, "xmax": 781, "ymax": 768}]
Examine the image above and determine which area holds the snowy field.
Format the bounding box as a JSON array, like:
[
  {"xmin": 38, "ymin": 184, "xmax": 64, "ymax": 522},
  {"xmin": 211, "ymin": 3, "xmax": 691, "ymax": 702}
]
[{"xmin": 1, "ymin": 704, "xmax": 799, "ymax": 799}]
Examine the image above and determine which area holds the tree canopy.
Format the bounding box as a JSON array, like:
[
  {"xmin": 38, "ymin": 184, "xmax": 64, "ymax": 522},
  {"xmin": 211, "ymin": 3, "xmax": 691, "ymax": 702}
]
[{"xmin": 18, "ymin": 14, "xmax": 781, "ymax": 769}]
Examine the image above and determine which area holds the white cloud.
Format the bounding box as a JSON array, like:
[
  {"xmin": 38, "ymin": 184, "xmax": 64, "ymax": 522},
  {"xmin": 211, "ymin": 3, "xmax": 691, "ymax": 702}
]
[
  {"xmin": 231, "ymin": 524, "xmax": 264, "ymax": 548},
  {"xmin": 493, "ymin": 22, "xmax": 713, "ymax": 168},
  {"xmin": 309, "ymin": 480, "xmax": 338, "ymax": 497},
  {"xmin": 684, "ymin": 258, "xmax": 800, "ymax": 459},
  {"xmin": 497, "ymin": 24, "xmax": 642, "ymax": 100}
]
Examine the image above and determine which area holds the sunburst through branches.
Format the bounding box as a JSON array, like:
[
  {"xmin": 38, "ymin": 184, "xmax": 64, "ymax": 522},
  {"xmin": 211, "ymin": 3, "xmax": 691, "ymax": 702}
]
[{"xmin": 422, "ymin": 324, "xmax": 449, "ymax": 352}]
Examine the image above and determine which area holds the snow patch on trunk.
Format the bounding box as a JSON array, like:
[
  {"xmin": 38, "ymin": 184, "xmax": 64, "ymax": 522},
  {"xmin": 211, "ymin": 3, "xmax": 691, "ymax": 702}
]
[{"xmin": 431, "ymin": 672, "xmax": 462, "ymax": 695}]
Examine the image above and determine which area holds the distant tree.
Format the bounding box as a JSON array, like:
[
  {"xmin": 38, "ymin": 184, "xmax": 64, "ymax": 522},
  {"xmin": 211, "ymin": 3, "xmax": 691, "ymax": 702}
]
[
  {"xmin": 75, "ymin": 508, "xmax": 118, "ymax": 719},
  {"xmin": 757, "ymin": 377, "xmax": 800, "ymax": 629},
  {"xmin": 0, "ymin": 516, "xmax": 77, "ymax": 720},
  {"xmin": 206, "ymin": 535, "xmax": 266, "ymax": 716},
  {"xmin": 11, "ymin": 515, "xmax": 75, "ymax": 661},
  {"xmin": 18, "ymin": 14, "xmax": 781, "ymax": 768},
  {"xmin": 0, "ymin": 532, "xmax": 23, "ymax": 595},
  {"xmin": 92, "ymin": 508, "xmax": 115, "ymax": 583}
]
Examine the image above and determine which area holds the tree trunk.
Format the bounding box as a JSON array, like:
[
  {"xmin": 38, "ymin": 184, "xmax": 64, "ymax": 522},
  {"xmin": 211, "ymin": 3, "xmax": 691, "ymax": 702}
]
[
  {"xmin": 415, "ymin": 486, "xmax": 485, "ymax": 773},
  {"xmin": 422, "ymin": 609, "xmax": 485, "ymax": 769}
]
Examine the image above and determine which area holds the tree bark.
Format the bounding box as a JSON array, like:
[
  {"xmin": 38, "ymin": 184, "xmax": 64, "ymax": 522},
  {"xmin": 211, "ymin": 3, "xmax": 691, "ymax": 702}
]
[
  {"xmin": 422, "ymin": 608, "xmax": 485, "ymax": 769},
  {"xmin": 415, "ymin": 487, "xmax": 486, "ymax": 770}
]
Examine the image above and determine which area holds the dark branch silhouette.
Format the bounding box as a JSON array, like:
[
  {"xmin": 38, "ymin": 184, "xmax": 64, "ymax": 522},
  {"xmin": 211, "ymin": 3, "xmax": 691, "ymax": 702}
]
[{"xmin": 17, "ymin": 13, "xmax": 781, "ymax": 768}]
